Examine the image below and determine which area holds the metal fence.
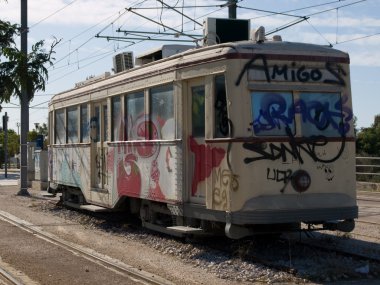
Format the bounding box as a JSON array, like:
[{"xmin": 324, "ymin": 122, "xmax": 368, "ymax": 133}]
[{"xmin": 356, "ymin": 157, "xmax": 380, "ymax": 183}]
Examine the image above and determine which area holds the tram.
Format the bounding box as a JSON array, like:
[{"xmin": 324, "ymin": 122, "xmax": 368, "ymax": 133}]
[{"xmin": 49, "ymin": 24, "xmax": 357, "ymax": 239}]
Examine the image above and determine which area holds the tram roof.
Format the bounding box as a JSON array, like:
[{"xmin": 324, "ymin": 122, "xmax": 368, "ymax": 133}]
[{"xmin": 50, "ymin": 40, "xmax": 349, "ymax": 104}]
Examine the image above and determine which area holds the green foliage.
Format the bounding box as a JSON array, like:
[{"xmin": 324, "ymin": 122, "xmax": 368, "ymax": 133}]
[
  {"xmin": 0, "ymin": 19, "xmax": 18, "ymax": 48},
  {"xmin": 0, "ymin": 19, "xmax": 60, "ymax": 103},
  {"xmin": 356, "ymin": 114, "xmax": 380, "ymax": 156},
  {"xmin": 28, "ymin": 122, "xmax": 48, "ymax": 148},
  {"xmin": 0, "ymin": 123, "xmax": 48, "ymax": 165},
  {"xmin": 0, "ymin": 128, "xmax": 20, "ymax": 165}
]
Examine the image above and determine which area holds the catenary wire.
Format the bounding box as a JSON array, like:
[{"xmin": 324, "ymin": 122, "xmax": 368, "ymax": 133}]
[{"xmin": 29, "ymin": 0, "xmax": 80, "ymax": 29}]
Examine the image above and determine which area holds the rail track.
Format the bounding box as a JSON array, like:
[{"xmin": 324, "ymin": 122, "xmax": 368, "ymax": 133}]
[
  {"xmin": 294, "ymin": 233, "xmax": 380, "ymax": 264},
  {"xmin": 9, "ymin": 190, "xmax": 379, "ymax": 283},
  {"xmin": 47, "ymin": 193, "xmax": 380, "ymax": 271},
  {"xmin": 0, "ymin": 267, "xmax": 22, "ymax": 285},
  {"xmin": 0, "ymin": 210, "xmax": 173, "ymax": 285}
]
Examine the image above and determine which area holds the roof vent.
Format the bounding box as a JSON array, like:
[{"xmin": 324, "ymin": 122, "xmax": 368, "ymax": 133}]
[
  {"xmin": 272, "ymin": 35, "xmax": 282, "ymax": 42},
  {"xmin": 251, "ymin": 26, "xmax": 265, "ymax": 43},
  {"xmin": 75, "ymin": 72, "xmax": 111, "ymax": 88}
]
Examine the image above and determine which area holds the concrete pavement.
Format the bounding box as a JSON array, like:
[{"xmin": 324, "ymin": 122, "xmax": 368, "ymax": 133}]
[{"xmin": 0, "ymin": 170, "xmax": 19, "ymax": 186}]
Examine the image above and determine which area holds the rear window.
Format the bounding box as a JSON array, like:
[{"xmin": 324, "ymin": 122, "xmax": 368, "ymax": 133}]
[
  {"xmin": 251, "ymin": 91, "xmax": 344, "ymax": 137},
  {"xmin": 251, "ymin": 91, "xmax": 295, "ymax": 136},
  {"xmin": 299, "ymin": 92, "xmax": 343, "ymax": 137}
]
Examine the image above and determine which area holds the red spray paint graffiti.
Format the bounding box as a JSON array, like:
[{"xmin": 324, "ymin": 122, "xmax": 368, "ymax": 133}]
[
  {"xmin": 148, "ymin": 159, "xmax": 166, "ymax": 200},
  {"xmin": 117, "ymin": 153, "xmax": 141, "ymax": 197},
  {"xmin": 189, "ymin": 136, "xmax": 226, "ymax": 196}
]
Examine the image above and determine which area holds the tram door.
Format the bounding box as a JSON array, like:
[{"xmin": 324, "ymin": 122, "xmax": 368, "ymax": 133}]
[
  {"xmin": 90, "ymin": 102, "xmax": 109, "ymax": 204},
  {"xmin": 187, "ymin": 79, "xmax": 206, "ymax": 205}
]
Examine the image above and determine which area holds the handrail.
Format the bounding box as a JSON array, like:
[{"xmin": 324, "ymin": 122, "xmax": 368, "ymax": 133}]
[{"xmin": 356, "ymin": 157, "xmax": 380, "ymax": 182}]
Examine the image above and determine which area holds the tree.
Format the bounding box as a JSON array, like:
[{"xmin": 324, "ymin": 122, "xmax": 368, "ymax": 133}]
[
  {"xmin": 0, "ymin": 128, "xmax": 20, "ymax": 166},
  {"xmin": 356, "ymin": 115, "xmax": 380, "ymax": 156},
  {"xmin": 1, "ymin": 2, "xmax": 59, "ymax": 195},
  {"xmin": 0, "ymin": 19, "xmax": 59, "ymax": 104},
  {"xmin": 28, "ymin": 122, "xmax": 48, "ymax": 147}
]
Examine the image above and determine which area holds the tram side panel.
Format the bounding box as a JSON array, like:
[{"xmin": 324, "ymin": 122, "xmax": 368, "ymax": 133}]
[
  {"xmin": 51, "ymin": 145, "xmax": 91, "ymax": 197},
  {"xmin": 107, "ymin": 142, "xmax": 182, "ymax": 206}
]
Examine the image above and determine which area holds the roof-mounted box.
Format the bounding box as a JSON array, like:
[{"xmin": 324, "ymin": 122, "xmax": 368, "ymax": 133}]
[
  {"xmin": 203, "ymin": 18, "xmax": 250, "ymax": 46},
  {"xmin": 113, "ymin": 52, "xmax": 134, "ymax": 73}
]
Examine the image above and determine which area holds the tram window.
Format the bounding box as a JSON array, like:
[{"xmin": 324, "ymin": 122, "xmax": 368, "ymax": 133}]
[
  {"xmin": 67, "ymin": 106, "xmax": 79, "ymax": 143},
  {"xmin": 214, "ymin": 75, "xmax": 229, "ymax": 138},
  {"xmin": 192, "ymin": 85, "xmax": 205, "ymax": 137},
  {"xmin": 80, "ymin": 104, "xmax": 89, "ymax": 143},
  {"xmin": 299, "ymin": 92, "xmax": 343, "ymax": 137},
  {"xmin": 150, "ymin": 85, "xmax": 174, "ymax": 140},
  {"xmin": 90, "ymin": 106, "xmax": 100, "ymax": 143},
  {"xmin": 103, "ymin": 104, "xmax": 108, "ymax": 142},
  {"xmin": 251, "ymin": 91, "xmax": 295, "ymax": 136},
  {"xmin": 125, "ymin": 91, "xmax": 144, "ymax": 140},
  {"xmin": 112, "ymin": 96, "xmax": 122, "ymax": 141},
  {"xmin": 55, "ymin": 109, "xmax": 65, "ymax": 144},
  {"xmin": 49, "ymin": 111, "xmax": 53, "ymax": 144}
]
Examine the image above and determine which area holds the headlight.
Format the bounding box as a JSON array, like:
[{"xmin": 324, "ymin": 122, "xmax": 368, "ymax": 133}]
[{"xmin": 291, "ymin": 169, "xmax": 311, "ymax": 193}]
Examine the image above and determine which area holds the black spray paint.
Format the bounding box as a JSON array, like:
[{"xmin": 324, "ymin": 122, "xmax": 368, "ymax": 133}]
[
  {"xmin": 243, "ymin": 127, "xmax": 345, "ymax": 164},
  {"xmin": 235, "ymin": 54, "xmax": 347, "ymax": 86}
]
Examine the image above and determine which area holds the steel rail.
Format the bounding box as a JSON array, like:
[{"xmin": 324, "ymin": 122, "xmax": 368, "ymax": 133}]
[
  {"xmin": 0, "ymin": 210, "xmax": 172, "ymax": 285},
  {"xmin": 351, "ymin": 231, "xmax": 380, "ymax": 242},
  {"xmin": 0, "ymin": 267, "xmax": 23, "ymax": 285},
  {"xmin": 295, "ymin": 238, "xmax": 380, "ymax": 263}
]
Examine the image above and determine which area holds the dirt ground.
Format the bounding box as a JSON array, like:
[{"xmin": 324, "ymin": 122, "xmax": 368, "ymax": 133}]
[{"xmin": 0, "ymin": 185, "xmax": 247, "ymax": 285}]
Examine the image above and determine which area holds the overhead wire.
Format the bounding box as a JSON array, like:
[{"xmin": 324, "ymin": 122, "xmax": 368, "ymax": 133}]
[
  {"xmin": 306, "ymin": 19, "xmax": 333, "ymax": 47},
  {"xmin": 307, "ymin": 0, "xmax": 366, "ymax": 17},
  {"xmin": 336, "ymin": 32, "xmax": 380, "ymax": 45},
  {"xmin": 47, "ymin": 1, "xmax": 225, "ymax": 85},
  {"xmin": 264, "ymin": 0, "xmax": 368, "ymax": 45},
  {"xmin": 46, "ymin": 0, "xmax": 374, "ymax": 88},
  {"xmin": 336, "ymin": 7, "xmax": 339, "ymax": 44},
  {"xmin": 47, "ymin": 0, "xmax": 222, "ymax": 78},
  {"xmin": 304, "ymin": 0, "xmax": 368, "ymax": 46},
  {"xmin": 242, "ymin": 0, "xmax": 351, "ymax": 20},
  {"xmin": 48, "ymin": 9, "xmax": 129, "ymax": 69},
  {"xmin": 48, "ymin": 0, "xmax": 147, "ymax": 69},
  {"xmin": 29, "ymin": 0, "xmax": 80, "ymax": 29},
  {"xmin": 52, "ymin": 1, "xmax": 197, "ymax": 76},
  {"xmin": 4, "ymin": 0, "xmax": 376, "ymax": 130}
]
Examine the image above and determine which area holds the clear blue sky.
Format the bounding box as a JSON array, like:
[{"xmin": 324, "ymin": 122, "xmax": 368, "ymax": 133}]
[{"xmin": 1, "ymin": 0, "xmax": 379, "ymax": 132}]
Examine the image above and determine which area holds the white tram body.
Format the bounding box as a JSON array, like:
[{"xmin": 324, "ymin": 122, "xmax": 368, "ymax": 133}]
[{"xmin": 49, "ymin": 39, "xmax": 357, "ymax": 238}]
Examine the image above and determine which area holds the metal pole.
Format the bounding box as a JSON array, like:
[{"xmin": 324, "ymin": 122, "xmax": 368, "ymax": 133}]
[
  {"xmin": 3, "ymin": 113, "xmax": 8, "ymax": 178},
  {"xmin": 18, "ymin": 0, "xmax": 29, "ymax": 196},
  {"xmin": 228, "ymin": 0, "xmax": 237, "ymax": 19}
]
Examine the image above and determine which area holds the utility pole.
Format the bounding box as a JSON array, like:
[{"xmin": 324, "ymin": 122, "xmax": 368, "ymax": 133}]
[
  {"xmin": 3, "ymin": 113, "xmax": 8, "ymax": 178},
  {"xmin": 18, "ymin": 0, "xmax": 29, "ymax": 196},
  {"xmin": 228, "ymin": 0, "xmax": 237, "ymax": 19}
]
